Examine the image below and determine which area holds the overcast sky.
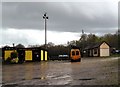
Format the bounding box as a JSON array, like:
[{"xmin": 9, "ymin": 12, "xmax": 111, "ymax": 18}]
[{"xmin": 1, "ymin": 0, "xmax": 119, "ymax": 47}]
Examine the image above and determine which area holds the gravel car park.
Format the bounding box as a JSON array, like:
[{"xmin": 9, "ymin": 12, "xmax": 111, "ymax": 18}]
[{"xmin": 1, "ymin": 57, "xmax": 119, "ymax": 86}]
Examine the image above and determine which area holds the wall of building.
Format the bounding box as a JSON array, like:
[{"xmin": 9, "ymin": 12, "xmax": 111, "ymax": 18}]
[
  {"xmin": 100, "ymin": 49, "xmax": 109, "ymax": 57},
  {"xmin": 100, "ymin": 42, "xmax": 110, "ymax": 57}
]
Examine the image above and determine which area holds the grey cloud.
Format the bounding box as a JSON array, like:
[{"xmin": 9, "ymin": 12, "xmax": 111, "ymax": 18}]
[{"xmin": 2, "ymin": 2, "xmax": 117, "ymax": 33}]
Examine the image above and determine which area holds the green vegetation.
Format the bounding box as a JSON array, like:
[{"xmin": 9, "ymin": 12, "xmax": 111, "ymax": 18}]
[
  {"xmin": 68, "ymin": 30, "xmax": 119, "ymax": 51},
  {"xmin": 111, "ymin": 54, "xmax": 120, "ymax": 57}
]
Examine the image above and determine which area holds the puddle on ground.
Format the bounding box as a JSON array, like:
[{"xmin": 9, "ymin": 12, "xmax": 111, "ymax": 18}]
[
  {"xmin": 2, "ymin": 83, "xmax": 18, "ymax": 86},
  {"xmin": 21, "ymin": 76, "xmax": 47, "ymax": 80},
  {"xmin": 79, "ymin": 78, "xmax": 95, "ymax": 81},
  {"xmin": 53, "ymin": 75, "xmax": 71, "ymax": 79},
  {"xmin": 33, "ymin": 77, "xmax": 46, "ymax": 80},
  {"xmin": 47, "ymin": 75, "xmax": 73, "ymax": 85}
]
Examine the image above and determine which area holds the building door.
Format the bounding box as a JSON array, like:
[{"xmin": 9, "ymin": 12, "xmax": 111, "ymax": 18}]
[
  {"xmin": 32, "ymin": 50, "xmax": 41, "ymax": 61},
  {"xmin": 18, "ymin": 50, "xmax": 25, "ymax": 63}
]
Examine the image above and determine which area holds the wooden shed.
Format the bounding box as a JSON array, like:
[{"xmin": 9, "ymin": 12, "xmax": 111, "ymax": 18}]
[{"xmin": 84, "ymin": 41, "xmax": 110, "ymax": 57}]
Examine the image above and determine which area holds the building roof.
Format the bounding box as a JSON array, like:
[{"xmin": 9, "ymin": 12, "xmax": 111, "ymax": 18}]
[
  {"xmin": 2, "ymin": 46, "xmax": 48, "ymax": 51},
  {"xmin": 84, "ymin": 41, "xmax": 110, "ymax": 50}
]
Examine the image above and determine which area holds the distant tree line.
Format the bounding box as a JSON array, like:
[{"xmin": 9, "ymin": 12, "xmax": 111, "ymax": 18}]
[
  {"xmin": 47, "ymin": 44, "xmax": 70, "ymax": 58},
  {"xmin": 46, "ymin": 30, "xmax": 119, "ymax": 58},
  {"xmin": 47, "ymin": 30, "xmax": 120, "ymax": 58},
  {"xmin": 68, "ymin": 30, "xmax": 119, "ymax": 51}
]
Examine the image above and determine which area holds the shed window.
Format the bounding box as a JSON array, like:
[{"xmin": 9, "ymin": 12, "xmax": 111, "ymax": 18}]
[
  {"xmin": 94, "ymin": 48, "xmax": 98, "ymax": 54},
  {"xmin": 72, "ymin": 51, "xmax": 75, "ymax": 56}
]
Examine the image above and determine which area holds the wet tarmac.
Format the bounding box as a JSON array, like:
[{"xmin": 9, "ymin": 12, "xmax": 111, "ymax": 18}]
[{"xmin": 1, "ymin": 57, "xmax": 119, "ymax": 86}]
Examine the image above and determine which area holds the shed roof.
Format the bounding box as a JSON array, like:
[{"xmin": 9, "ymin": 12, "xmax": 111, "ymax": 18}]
[{"xmin": 84, "ymin": 41, "xmax": 110, "ymax": 50}]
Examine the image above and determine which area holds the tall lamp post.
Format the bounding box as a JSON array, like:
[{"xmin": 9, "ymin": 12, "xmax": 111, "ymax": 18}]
[{"xmin": 43, "ymin": 13, "xmax": 48, "ymax": 49}]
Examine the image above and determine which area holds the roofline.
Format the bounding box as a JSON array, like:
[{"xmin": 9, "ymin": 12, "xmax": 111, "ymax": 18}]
[
  {"xmin": 84, "ymin": 41, "xmax": 110, "ymax": 50},
  {"xmin": 2, "ymin": 47, "xmax": 48, "ymax": 51}
]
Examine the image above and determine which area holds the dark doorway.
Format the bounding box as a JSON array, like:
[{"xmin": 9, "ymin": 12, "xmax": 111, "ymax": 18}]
[
  {"xmin": 17, "ymin": 49, "xmax": 25, "ymax": 63},
  {"xmin": 43, "ymin": 50, "xmax": 45, "ymax": 61},
  {"xmin": 32, "ymin": 50, "xmax": 41, "ymax": 62}
]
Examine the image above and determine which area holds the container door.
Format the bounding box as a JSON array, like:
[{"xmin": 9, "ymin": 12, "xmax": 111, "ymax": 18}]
[
  {"xmin": 25, "ymin": 50, "xmax": 32, "ymax": 61},
  {"xmin": 41, "ymin": 50, "xmax": 44, "ymax": 61},
  {"xmin": 45, "ymin": 51, "xmax": 47, "ymax": 61},
  {"xmin": 18, "ymin": 50, "xmax": 25, "ymax": 63}
]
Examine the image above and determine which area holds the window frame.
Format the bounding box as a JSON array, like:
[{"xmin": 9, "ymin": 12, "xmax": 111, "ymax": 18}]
[
  {"xmin": 76, "ymin": 51, "xmax": 79, "ymax": 55},
  {"xmin": 72, "ymin": 51, "xmax": 75, "ymax": 56}
]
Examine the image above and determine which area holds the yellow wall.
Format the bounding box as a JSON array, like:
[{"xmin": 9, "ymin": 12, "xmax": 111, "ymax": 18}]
[
  {"xmin": 4, "ymin": 50, "xmax": 14, "ymax": 60},
  {"xmin": 25, "ymin": 50, "xmax": 32, "ymax": 61},
  {"xmin": 45, "ymin": 51, "xmax": 47, "ymax": 61},
  {"xmin": 41, "ymin": 50, "xmax": 43, "ymax": 61}
]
